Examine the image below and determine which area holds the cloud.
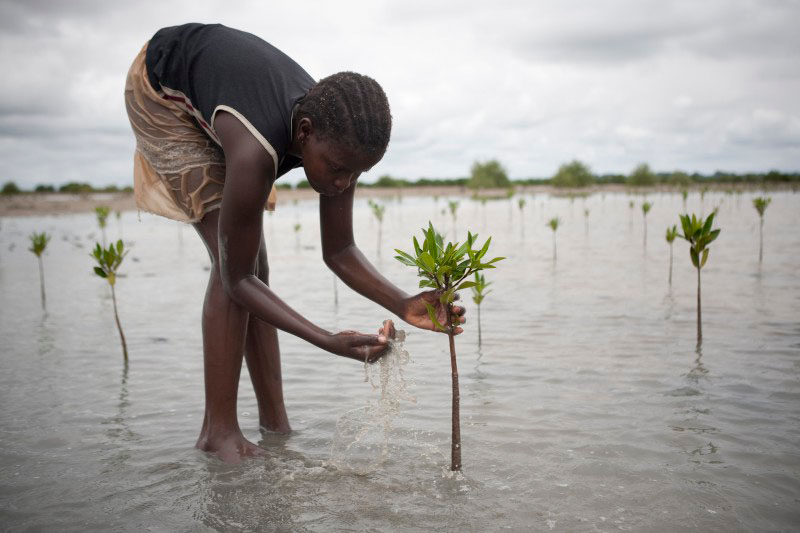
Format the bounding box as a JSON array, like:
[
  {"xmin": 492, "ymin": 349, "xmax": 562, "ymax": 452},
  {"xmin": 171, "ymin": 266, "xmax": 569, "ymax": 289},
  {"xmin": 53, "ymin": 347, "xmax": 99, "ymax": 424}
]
[{"xmin": 0, "ymin": 0, "xmax": 798, "ymax": 189}]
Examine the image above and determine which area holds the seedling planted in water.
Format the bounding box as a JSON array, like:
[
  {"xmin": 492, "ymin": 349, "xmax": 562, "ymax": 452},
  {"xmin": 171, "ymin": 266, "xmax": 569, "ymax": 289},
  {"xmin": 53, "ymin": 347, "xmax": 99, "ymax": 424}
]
[
  {"xmin": 679, "ymin": 213, "xmax": 720, "ymax": 344},
  {"xmin": 368, "ymin": 199, "xmax": 386, "ymax": 257},
  {"xmin": 92, "ymin": 240, "xmax": 129, "ymax": 362},
  {"xmin": 395, "ymin": 222, "xmax": 504, "ymax": 471},
  {"xmin": 471, "ymin": 272, "xmax": 492, "ymax": 348},
  {"xmin": 28, "ymin": 231, "xmax": 50, "ymax": 310},
  {"xmin": 641, "ymin": 201, "xmax": 653, "ymax": 247},
  {"xmin": 665, "ymin": 225, "xmax": 678, "ymax": 285},
  {"xmin": 95, "ymin": 205, "xmax": 110, "ymax": 246},
  {"xmin": 293, "ymin": 223, "xmax": 301, "ymax": 248},
  {"xmin": 448, "ymin": 200, "xmax": 459, "ymax": 238},
  {"xmin": 752, "ymin": 196, "xmax": 771, "ymax": 263},
  {"xmin": 547, "ymin": 217, "xmax": 561, "ymax": 260}
]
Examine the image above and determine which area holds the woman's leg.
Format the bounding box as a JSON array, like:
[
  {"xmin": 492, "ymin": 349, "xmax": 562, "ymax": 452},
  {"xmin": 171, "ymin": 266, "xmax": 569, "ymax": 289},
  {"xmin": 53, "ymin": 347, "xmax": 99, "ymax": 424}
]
[
  {"xmin": 245, "ymin": 239, "xmax": 292, "ymax": 434},
  {"xmin": 192, "ymin": 209, "xmax": 266, "ymax": 462}
]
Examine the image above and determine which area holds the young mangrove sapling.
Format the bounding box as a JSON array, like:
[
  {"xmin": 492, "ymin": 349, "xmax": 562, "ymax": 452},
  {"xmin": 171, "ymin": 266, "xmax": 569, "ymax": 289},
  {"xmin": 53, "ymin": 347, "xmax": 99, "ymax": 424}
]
[
  {"xmin": 547, "ymin": 217, "xmax": 561, "ymax": 261},
  {"xmin": 448, "ymin": 200, "xmax": 459, "ymax": 239},
  {"xmin": 679, "ymin": 213, "xmax": 721, "ymax": 344},
  {"xmin": 641, "ymin": 201, "xmax": 653, "ymax": 247},
  {"xmin": 395, "ymin": 222, "xmax": 504, "ymax": 471},
  {"xmin": 471, "ymin": 272, "xmax": 491, "ymax": 348},
  {"xmin": 368, "ymin": 199, "xmax": 386, "ymax": 257},
  {"xmin": 752, "ymin": 196, "xmax": 771, "ymax": 263},
  {"xmin": 293, "ymin": 223, "xmax": 301, "ymax": 249},
  {"xmin": 95, "ymin": 205, "xmax": 110, "ymax": 247},
  {"xmin": 28, "ymin": 231, "xmax": 50, "ymax": 310},
  {"xmin": 665, "ymin": 225, "xmax": 678, "ymax": 285},
  {"xmin": 92, "ymin": 240, "xmax": 129, "ymax": 362}
]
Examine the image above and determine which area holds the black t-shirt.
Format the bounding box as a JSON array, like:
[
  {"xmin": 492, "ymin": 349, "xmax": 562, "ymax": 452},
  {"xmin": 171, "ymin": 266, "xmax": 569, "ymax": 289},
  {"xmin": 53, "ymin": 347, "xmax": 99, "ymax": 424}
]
[{"xmin": 145, "ymin": 23, "xmax": 316, "ymax": 178}]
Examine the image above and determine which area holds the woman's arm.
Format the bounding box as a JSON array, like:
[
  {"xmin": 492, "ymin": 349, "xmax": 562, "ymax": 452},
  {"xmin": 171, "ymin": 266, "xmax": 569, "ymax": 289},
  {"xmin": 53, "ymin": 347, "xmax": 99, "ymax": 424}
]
[
  {"xmin": 213, "ymin": 111, "xmax": 388, "ymax": 361},
  {"xmin": 320, "ymin": 186, "xmax": 466, "ymax": 334},
  {"xmin": 320, "ymin": 184, "xmax": 410, "ymax": 316}
]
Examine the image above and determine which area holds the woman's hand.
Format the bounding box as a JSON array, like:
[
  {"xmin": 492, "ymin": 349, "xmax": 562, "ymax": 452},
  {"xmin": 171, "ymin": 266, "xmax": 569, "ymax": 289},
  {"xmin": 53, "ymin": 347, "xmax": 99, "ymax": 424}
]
[
  {"xmin": 402, "ymin": 290, "xmax": 466, "ymax": 335},
  {"xmin": 326, "ymin": 319, "xmax": 396, "ymax": 363}
]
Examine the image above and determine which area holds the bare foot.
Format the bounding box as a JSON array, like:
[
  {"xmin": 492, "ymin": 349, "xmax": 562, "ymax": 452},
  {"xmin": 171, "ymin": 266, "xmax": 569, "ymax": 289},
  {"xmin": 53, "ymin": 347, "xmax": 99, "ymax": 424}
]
[{"xmin": 196, "ymin": 431, "xmax": 267, "ymax": 464}]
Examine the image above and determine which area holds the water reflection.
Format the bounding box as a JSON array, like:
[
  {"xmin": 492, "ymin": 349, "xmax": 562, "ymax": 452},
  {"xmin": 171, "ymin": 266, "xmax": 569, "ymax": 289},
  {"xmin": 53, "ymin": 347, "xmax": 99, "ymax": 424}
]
[
  {"xmin": 686, "ymin": 343, "xmax": 709, "ymax": 383},
  {"xmin": 101, "ymin": 362, "xmax": 139, "ymax": 470}
]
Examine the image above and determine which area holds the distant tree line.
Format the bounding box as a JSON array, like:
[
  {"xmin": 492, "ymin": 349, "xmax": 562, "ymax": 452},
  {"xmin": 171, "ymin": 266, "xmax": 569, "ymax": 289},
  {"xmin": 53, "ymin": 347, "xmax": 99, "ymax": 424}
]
[
  {"xmin": 1, "ymin": 181, "xmax": 133, "ymax": 195},
  {"xmin": 2, "ymin": 165, "xmax": 797, "ymax": 196}
]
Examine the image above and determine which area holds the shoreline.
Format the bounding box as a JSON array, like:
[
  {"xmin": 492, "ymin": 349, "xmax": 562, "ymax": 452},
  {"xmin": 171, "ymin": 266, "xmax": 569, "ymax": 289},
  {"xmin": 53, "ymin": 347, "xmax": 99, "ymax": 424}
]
[{"xmin": 0, "ymin": 183, "xmax": 789, "ymax": 218}]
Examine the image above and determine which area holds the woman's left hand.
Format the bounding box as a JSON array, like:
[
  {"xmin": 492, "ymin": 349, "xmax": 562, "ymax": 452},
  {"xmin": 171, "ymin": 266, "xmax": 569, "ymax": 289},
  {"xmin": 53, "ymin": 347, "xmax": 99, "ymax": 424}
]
[{"xmin": 402, "ymin": 290, "xmax": 466, "ymax": 335}]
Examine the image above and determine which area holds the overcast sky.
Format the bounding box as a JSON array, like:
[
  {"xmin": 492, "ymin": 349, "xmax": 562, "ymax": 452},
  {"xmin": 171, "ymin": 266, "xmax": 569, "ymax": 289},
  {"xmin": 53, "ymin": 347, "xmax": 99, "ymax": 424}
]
[{"xmin": 1, "ymin": 0, "xmax": 798, "ymax": 188}]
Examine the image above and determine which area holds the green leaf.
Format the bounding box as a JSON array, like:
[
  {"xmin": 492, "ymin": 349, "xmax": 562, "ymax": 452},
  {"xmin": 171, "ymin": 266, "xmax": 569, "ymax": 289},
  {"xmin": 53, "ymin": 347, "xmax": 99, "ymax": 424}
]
[
  {"xmin": 93, "ymin": 267, "xmax": 107, "ymax": 278},
  {"xmin": 424, "ymin": 302, "xmax": 445, "ymax": 332},
  {"xmin": 457, "ymin": 280, "xmax": 477, "ymax": 290},
  {"xmin": 394, "ymin": 255, "xmax": 417, "ymax": 267},
  {"xmin": 700, "ymin": 248, "xmax": 709, "ymax": 268},
  {"xmin": 702, "ymin": 212, "xmax": 715, "ymax": 235},
  {"xmin": 690, "ymin": 247, "xmax": 699, "ymax": 268},
  {"xmin": 486, "ymin": 256, "xmax": 505, "ymax": 264},
  {"xmin": 419, "ymin": 252, "xmax": 435, "ymax": 272},
  {"xmin": 477, "ymin": 237, "xmax": 492, "ymax": 260},
  {"xmin": 708, "ymin": 229, "xmax": 720, "ymax": 243}
]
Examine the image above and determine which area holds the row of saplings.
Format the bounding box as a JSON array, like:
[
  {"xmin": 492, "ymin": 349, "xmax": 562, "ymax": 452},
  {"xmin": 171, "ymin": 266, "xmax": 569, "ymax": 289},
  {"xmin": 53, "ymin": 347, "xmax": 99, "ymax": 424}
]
[{"xmin": 27, "ymin": 199, "xmax": 772, "ymax": 471}]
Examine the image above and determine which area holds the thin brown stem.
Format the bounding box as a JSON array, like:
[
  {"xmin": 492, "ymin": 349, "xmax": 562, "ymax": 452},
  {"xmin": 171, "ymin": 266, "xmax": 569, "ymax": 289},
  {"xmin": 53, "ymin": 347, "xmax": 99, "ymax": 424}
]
[
  {"xmin": 111, "ymin": 284, "xmax": 129, "ymax": 363},
  {"xmin": 668, "ymin": 243, "xmax": 673, "ymax": 285},
  {"xmin": 446, "ymin": 305, "xmax": 461, "ymax": 471},
  {"xmin": 696, "ymin": 267, "xmax": 702, "ymax": 344},
  {"xmin": 759, "ymin": 217, "xmax": 764, "ymax": 263},
  {"xmin": 37, "ymin": 256, "xmax": 46, "ymax": 310}
]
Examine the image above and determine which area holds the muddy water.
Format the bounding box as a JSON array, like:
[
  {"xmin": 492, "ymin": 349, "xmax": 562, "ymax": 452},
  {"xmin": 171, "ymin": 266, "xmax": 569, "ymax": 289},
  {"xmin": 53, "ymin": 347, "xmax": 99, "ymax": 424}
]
[{"xmin": 1, "ymin": 190, "xmax": 799, "ymax": 531}]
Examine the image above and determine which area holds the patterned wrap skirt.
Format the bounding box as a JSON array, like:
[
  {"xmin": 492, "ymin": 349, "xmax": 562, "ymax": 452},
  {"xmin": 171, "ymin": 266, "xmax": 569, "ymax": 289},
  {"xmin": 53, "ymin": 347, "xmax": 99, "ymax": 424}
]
[{"xmin": 124, "ymin": 42, "xmax": 276, "ymax": 223}]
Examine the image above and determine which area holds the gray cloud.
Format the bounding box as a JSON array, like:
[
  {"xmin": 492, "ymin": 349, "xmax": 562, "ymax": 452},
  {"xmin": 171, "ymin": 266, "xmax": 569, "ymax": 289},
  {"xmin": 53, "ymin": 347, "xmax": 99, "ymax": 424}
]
[{"xmin": 0, "ymin": 0, "xmax": 798, "ymax": 189}]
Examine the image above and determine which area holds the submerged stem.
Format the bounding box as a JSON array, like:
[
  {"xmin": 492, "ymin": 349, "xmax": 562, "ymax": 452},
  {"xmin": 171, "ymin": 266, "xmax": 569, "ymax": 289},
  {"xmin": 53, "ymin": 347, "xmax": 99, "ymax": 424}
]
[{"xmin": 111, "ymin": 284, "xmax": 128, "ymax": 363}]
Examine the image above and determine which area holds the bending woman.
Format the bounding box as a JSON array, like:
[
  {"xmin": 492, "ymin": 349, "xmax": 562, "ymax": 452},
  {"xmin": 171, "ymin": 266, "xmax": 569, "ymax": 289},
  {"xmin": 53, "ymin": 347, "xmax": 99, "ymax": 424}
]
[{"xmin": 124, "ymin": 23, "xmax": 465, "ymax": 462}]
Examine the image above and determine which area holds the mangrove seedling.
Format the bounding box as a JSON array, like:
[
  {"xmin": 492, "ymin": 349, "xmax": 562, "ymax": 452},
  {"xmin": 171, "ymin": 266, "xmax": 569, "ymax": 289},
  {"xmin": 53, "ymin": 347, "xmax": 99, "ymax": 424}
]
[
  {"xmin": 92, "ymin": 240, "xmax": 129, "ymax": 362},
  {"xmin": 583, "ymin": 208, "xmax": 590, "ymax": 235},
  {"xmin": 368, "ymin": 199, "xmax": 386, "ymax": 257},
  {"xmin": 628, "ymin": 200, "xmax": 635, "ymax": 229},
  {"xmin": 293, "ymin": 223, "xmax": 301, "ymax": 248},
  {"xmin": 679, "ymin": 212, "xmax": 721, "ymax": 344},
  {"xmin": 471, "ymin": 272, "xmax": 492, "ymax": 347},
  {"xmin": 681, "ymin": 189, "xmax": 688, "ymax": 209},
  {"xmin": 394, "ymin": 222, "xmax": 504, "ymax": 471},
  {"xmin": 641, "ymin": 201, "xmax": 653, "ymax": 246},
  {"xmin": 665, "ymin": 225, "xmax": 678, "ymax": 285},
  {"xmin": 28, "ymin": 231, "xmax": 51, "ymax": 310},
  {"xmin": 547, "ymin": 217, "xmax": 561, "ymax": 260},
  {"xmin": 115, "ymin": 210, "xmax": 123, "ymax": 241},
  {"xmin": 752, "ymin": 196, "xmax": 771, "ymax": 263},
  {"xmin": 448, "ymin": 200, "xmax": 459, "ymax": 238},
  {"xmin": 95, "ymin": 205, "xmax": 110, "ymax": 246}
]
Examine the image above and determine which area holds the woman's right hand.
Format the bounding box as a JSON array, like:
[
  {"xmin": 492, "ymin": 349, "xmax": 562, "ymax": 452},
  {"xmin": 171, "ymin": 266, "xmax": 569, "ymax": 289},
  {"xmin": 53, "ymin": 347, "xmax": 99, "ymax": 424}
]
[{"xmin": 326, "ymin": 329, "xmax": 390, "ymax": 363}]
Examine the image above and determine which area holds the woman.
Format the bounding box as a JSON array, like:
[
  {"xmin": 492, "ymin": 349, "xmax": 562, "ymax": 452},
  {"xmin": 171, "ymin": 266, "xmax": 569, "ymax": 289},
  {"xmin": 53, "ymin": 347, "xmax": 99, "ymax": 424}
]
[{"xmin": 125, "ymin": 23, "xmax": 465, "ymax": 463}]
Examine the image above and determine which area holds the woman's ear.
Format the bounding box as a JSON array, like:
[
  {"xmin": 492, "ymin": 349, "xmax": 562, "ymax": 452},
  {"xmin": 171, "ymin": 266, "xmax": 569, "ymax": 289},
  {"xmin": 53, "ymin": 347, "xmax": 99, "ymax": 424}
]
[{"xmin": 297, "ymin": 117, "xmax": 313, "ymax": 145}]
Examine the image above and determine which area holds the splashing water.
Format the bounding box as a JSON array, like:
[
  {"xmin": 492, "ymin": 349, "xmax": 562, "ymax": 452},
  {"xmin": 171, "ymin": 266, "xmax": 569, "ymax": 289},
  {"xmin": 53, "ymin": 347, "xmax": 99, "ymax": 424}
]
[{"xmin": 329, "ymin": 330, "xmax": 417, "ymax": 473}]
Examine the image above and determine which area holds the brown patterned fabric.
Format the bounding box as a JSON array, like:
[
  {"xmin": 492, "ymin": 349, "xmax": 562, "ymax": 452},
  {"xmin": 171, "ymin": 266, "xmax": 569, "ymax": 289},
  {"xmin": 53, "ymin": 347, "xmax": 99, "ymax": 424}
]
[{"xmin": 124, "ymin": 42, "xmax": 277, "ymax": 223}]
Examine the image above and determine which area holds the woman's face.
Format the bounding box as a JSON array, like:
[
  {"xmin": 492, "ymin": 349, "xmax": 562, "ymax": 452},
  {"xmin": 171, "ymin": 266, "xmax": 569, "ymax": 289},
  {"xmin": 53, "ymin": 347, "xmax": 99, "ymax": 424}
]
[{"xmin": 301, "ymin": 132, "xmax": 382, "ymax": 196}]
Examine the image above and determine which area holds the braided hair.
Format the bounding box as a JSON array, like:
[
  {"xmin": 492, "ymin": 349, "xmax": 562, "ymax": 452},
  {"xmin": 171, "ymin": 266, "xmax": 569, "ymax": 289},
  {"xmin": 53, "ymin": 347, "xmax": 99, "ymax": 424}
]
[{"xmin": 296, "ymin": 72, "xmax": 392, "ymax": 157}]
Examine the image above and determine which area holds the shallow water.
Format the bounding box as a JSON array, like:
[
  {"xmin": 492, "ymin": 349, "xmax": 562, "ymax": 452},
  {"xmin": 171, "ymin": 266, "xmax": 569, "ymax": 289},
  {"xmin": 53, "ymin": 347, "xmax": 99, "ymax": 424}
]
[{"xmin": 1, "ymin": 190, "xmax": 799, "ymax": 531}]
